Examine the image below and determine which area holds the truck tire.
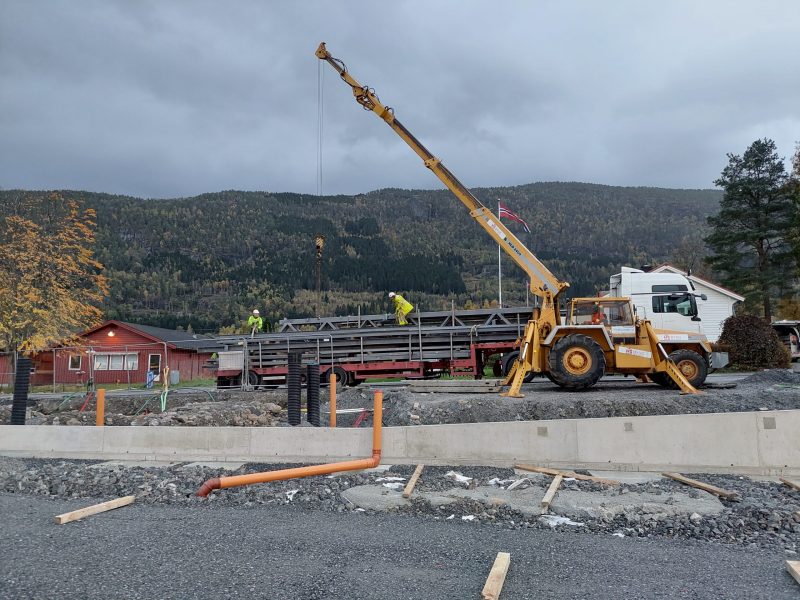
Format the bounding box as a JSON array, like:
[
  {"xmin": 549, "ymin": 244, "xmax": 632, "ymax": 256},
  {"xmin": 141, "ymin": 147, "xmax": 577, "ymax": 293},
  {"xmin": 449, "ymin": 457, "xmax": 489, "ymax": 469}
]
[
  {"xmin": 547, "ymin": 334, "xmax": 605, "ymax": 390},
  {"xmin": 653, "ymin": 349, "xmax": 708, "ymax": 389},
  {"xmin": 325, "ymin": 366, "xmax": 349, "ymax": 392},
  {"xmin": 247, "ymin": 370, "xmax": 260, "ymax": 388},
  {"xmin": 502, "ymin": 351, "xmax": 535, "ymax": 383}
]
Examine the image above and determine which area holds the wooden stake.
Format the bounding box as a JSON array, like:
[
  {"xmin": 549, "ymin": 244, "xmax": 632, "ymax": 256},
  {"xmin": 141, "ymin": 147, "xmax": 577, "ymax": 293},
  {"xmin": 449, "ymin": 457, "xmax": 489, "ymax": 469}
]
[
  {"xmin": 515, "ymin": 464, "xmax": 619, "ymax": 485},
  {"xmin": 402, "ymin": 464, "xmax": 424, "ymax": 499},
  {"xmin": 481, "ymin": 552, "xmax": 511, "ymax": 600},
  {"xmin": 540, "ymin": 474, "xmax": 563, "ymax": 512},
  {"xmin": 787, "ymin": 560, "xmax": 800, "ymax": 586},
  {"xmin": 779, "ymin": 477, "xmax": 800, "ymax": 492},
  {"xmin": 55, "ymin": 495, "xmax": 135, "ymax": 524},
  {"xmin": 661, "ymin": 473, "xmax": 740, "ymax": 500}
]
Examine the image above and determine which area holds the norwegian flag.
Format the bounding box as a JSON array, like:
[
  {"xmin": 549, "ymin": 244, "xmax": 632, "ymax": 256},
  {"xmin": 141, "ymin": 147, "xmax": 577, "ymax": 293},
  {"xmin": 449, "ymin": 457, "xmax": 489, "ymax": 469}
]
[{"xmin": 498, "ymin": 202, "xmax": 530, "ymax": 233}]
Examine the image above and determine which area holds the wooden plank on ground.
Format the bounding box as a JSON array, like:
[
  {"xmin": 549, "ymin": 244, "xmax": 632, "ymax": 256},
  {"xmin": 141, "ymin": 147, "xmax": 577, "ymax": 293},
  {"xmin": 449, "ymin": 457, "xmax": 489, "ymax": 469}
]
[
  {"xmin": 409, "ymin": 379, "xmax": 499, "ymax": 388},
  {"xmin": 787, "ymin": 560, "xmax": 800, "ymax": 586},
  {"xmin": 515, "ymin": 464, "xmax": 619, "ymax": 486},
  {"xmin": 481, "ymin": 552, "xmax": 511, "ymax": 600},
  {"xmin": 402, "ymin": 464, "xmax": 424, "ymax": 499},
  {"xmin": 540, "ymin": 474, "xmax": 563, "ymax": 512},
  {"xmin": 55, "ymin": 495, "xmax": 135, "ymax": 524},
  {"xmin": 661, "ymin": 473, "xmax": 740, "ymax": 500},
  {"xmin": 408, "ymin": 385, "xmax": 501, "ymax": 394},
  {"xmin": 779, "ymin": 477, "xmax": 800, "ymax": 492}
]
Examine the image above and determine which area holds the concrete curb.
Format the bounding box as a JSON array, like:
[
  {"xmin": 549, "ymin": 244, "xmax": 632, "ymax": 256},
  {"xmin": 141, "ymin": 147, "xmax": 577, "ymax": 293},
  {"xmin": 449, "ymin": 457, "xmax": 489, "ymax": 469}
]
[{"xmin": 1, "ymin": 410, "xmax": 798, "ymax": 476}]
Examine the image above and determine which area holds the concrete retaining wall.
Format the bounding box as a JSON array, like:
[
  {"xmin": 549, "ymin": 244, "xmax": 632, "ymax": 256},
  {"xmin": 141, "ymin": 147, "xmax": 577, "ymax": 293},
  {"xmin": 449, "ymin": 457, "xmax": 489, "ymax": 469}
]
[{"xmin": 1, "ymin": 410, "xmax": 798, "ymax": 475}]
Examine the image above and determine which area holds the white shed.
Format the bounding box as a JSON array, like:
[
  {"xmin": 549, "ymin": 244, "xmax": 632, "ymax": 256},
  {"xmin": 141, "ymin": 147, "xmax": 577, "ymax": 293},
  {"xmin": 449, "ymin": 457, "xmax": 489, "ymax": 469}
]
[{"xmin": 651, "ymin": 265, "xmax": 744, "ymax": 342}]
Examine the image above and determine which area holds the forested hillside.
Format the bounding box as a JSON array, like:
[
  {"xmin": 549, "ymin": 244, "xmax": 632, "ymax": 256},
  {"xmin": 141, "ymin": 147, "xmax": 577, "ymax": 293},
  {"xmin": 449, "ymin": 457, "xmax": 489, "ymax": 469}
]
[{"xmin": 0, "ymin": 183, "xmax": 721, "ymax": 332}]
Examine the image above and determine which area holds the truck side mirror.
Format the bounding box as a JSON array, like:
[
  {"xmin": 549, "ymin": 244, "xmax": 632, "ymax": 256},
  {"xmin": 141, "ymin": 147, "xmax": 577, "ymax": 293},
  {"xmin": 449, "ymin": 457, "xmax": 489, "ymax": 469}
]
[{"xmin": 699, "ymin": 293, "xmax": 708, "ymax": 301}]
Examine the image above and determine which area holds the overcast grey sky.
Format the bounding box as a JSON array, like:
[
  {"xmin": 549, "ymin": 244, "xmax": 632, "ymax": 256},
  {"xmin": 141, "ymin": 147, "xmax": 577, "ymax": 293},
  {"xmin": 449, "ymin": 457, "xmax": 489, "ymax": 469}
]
[{"xmin": 1, "ymin": 1, "xmax": 798, "ymax": 198}]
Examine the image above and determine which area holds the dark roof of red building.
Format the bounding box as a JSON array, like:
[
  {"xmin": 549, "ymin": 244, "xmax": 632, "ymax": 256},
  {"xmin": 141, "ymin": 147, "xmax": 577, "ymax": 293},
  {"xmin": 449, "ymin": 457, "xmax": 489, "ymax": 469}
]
[{"xmin": 81, "ymin": 320, "xmax": 213, "ymax": 350}]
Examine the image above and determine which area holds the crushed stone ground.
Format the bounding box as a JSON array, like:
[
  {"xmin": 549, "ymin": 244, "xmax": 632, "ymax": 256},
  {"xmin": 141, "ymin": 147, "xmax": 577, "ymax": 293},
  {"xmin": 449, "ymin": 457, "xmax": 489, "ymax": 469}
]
[{"xmin": 0, "ymin": 458, "xmax": 797, "ymax": 554}]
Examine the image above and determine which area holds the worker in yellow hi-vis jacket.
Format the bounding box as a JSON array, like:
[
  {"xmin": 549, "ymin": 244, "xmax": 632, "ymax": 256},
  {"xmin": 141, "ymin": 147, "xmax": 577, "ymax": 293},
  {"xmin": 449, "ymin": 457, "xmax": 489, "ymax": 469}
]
[{"xmin": 389, "ymin": 291, "xmax": 414, "ymax": 326}]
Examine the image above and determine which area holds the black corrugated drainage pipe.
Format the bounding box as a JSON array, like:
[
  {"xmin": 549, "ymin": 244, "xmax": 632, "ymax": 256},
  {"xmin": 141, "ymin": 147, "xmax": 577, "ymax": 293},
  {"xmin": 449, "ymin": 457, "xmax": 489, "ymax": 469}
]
[
  {"xmin": 11, "ymin": 356, "xmax": 31, "ymax": 425},
  {"xmin": 307, "ymin": 362, "xmax": 320, "ymax": 426},
  {"xmin": 287, "ymin": 352, "xmax": 302, "ymax": 426}
]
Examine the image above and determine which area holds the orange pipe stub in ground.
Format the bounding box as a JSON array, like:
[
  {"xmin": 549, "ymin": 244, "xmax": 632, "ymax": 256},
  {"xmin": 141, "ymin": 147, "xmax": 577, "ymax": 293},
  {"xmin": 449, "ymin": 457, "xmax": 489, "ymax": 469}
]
[
  {"xmin": 95, "ymin": 389, "xmax": 106, "ymax": 427},
  {"xmin": 329, "ymin": 374, "xmax": 337, "ymax": 428},
  {"xmin": 197, "ymin": 390, "xmax": 383, "ymax": 497}
]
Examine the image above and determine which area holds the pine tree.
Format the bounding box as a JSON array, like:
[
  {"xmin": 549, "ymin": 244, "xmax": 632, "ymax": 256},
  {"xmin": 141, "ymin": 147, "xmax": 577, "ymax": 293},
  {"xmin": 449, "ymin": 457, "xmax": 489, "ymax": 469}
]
[{"xmin": 705, "ymin": 139, "xmax": 796, "ymax": 320}]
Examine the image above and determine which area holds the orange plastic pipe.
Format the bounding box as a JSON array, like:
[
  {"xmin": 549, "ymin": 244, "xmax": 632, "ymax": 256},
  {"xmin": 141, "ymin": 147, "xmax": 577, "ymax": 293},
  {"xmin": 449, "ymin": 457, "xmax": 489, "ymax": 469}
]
[
  {"xmin": 197, "ymin": 390, "xmax": 382, "ymax": 497},
  {"xmin": 329, "ymin": 373, "xmax": 337, "ymax": 428},
  {"xmin": 95, "ymin": 389, "xmax": 105, "ymax": 427}
]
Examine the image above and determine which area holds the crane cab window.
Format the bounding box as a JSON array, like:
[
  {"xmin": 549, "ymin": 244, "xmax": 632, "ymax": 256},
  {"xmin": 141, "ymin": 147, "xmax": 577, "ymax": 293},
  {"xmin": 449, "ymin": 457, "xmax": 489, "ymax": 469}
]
[{"xmin": 571, "ymin": 300, "xmax": 633, "ymax": 327}]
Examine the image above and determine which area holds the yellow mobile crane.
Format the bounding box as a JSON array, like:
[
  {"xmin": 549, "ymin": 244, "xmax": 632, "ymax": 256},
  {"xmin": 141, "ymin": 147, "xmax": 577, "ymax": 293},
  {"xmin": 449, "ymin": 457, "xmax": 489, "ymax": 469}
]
[{"xmin": 316, "ymin": 42, "xmax": 710, "ymax": 397}]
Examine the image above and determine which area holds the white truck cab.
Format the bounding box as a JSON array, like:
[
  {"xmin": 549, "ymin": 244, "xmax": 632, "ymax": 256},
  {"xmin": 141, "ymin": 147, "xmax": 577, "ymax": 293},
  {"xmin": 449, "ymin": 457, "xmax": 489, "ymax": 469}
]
[{"xmin": 609, "ymin": 267, "xmax": 707, "ymax": 334}]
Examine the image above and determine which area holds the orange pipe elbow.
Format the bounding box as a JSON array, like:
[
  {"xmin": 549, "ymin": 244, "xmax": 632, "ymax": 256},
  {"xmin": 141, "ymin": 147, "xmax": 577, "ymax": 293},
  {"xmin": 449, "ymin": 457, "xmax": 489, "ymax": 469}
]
[{"xmin": 197, "ymin": 390, "xmax": 383, "ymax": 497}]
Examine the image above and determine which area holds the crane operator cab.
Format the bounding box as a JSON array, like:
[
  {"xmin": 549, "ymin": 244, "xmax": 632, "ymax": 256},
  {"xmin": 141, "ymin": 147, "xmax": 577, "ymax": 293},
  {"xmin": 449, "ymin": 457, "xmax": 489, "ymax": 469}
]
[{"xmin": 569, "ymin": 298, "xmax": 638, "ymax": 341}]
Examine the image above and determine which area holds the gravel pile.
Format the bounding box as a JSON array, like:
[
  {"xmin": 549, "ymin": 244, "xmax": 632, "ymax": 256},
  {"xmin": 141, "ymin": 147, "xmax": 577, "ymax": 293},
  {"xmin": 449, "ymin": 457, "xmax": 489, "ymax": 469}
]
[
  {"xmin": 0, "ymin": 390, "xmax": 289, "ymax": 427},
  {"xmin": 1, "ymin": 457, "xmax": 796, "ymax": 554},
  {"xmin": 3, "ymin": 369, "xmax": 798, "ymax": 428},
  {"xmin": 327, "ymin": 370, "xmax": 800, "ymax": 426}
]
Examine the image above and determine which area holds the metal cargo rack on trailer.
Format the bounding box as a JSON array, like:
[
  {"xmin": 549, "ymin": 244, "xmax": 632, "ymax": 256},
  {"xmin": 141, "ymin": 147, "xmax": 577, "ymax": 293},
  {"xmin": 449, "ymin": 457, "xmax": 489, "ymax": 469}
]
[{"xmin": 202, "ymin": 307, "xmax": 532, "ymax": 389}]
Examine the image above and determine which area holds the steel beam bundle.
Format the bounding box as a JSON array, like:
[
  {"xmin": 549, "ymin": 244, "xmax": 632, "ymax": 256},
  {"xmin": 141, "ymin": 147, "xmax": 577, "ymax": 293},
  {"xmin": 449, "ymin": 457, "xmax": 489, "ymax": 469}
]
[{"xmin": 205, "ymin": 306, "xmax": 533, "ymax": 374}]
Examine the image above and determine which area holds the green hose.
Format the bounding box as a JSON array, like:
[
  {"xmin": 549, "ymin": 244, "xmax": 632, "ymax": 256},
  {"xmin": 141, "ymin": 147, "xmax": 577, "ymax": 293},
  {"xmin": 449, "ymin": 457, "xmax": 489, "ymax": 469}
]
[{"xmin": 133, "ymin": 395, "xmax": 160, "ymax": 416}]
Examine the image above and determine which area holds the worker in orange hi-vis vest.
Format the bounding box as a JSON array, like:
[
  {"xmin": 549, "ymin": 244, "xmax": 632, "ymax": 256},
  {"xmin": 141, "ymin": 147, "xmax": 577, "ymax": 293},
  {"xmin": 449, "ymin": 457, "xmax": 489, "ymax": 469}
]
[{"xmin": 388, "ymin": 291, "xmax": 414, "ymax": 326}]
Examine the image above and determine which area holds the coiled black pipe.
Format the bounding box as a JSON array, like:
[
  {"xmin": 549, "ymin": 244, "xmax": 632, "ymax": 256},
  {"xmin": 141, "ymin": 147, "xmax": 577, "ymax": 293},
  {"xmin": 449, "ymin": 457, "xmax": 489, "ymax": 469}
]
[
  {"xmin": 306, "ymin": 362, "xmax": 320, "ymax": 427},
  {"xmin": 287, "ymin": 352, "xmax": 302, "ymax": 426},
  {"xmin": 11, "ymin": 356, "xmax": 31, "ymax": 425}
]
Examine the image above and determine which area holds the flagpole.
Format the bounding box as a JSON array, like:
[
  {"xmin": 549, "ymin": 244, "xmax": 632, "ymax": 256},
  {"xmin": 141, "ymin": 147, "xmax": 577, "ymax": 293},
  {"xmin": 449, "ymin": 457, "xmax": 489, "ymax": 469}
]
[{"xmin": 497, "ymin": 202, "xmax": 502, "ymax": 307}]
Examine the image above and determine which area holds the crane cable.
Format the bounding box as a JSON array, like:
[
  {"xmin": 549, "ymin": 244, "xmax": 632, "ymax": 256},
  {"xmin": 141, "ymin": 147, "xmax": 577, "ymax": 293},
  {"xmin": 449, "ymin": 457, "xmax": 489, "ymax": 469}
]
[{"xmin": 317, "ymin": 58, "xmax": 324, "ymax": 196}]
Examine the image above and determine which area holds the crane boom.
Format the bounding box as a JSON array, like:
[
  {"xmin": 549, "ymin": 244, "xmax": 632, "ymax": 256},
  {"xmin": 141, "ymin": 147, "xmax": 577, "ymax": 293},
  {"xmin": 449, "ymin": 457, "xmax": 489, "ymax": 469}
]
[{"xmin": 315, "ymin": 42, "xmax": 569, "ymax": 300}]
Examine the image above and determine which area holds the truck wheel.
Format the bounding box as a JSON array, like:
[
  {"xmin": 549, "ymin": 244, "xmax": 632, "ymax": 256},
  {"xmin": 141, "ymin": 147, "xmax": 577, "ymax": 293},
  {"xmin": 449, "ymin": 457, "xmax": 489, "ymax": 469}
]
[
  {"xmin": 548, "ymin": 334, "xmax": 605, "ymax": 390},
  {"xmin": 502, "ymin": 351, "xmax": 535, "ymax": 383},
  {"xmin": 660, "ymin": 349, "xmax": 708, "ymax": 389},
  {"xmin": 325, "ymin": 366, "xmax": 349, "ymax": 392},
  {"xmin": 247, "ymin": 370, "xmax": 260, "ymax": 388}
]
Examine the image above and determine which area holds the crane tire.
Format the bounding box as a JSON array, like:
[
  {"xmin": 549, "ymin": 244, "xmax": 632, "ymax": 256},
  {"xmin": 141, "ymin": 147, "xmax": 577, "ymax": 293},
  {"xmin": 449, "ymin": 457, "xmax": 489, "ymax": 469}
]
[
  {"xmin": 548, "ymin": 334, "xmax": 605, "ymax": 390},
  {"xmin": 658, "ymin": 349, "xmax": 708, "ymax": 389},
  {"xmin": 502, "ymin": 351, "xmax": 535, "ymax": 383}
]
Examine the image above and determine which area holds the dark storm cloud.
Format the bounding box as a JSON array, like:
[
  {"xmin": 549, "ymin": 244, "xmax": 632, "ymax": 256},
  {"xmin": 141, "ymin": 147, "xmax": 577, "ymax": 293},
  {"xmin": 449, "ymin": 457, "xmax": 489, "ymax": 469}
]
[{"xmin": 1, "ymin": 1, "xmax": 798, "ymax": 198}]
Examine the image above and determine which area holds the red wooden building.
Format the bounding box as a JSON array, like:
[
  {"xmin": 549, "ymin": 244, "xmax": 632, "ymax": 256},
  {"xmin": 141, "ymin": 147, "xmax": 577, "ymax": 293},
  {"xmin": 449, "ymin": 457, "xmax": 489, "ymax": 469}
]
[{"xmin": 0, "ymin": 321, "xmax": 214, "ymax": 389}]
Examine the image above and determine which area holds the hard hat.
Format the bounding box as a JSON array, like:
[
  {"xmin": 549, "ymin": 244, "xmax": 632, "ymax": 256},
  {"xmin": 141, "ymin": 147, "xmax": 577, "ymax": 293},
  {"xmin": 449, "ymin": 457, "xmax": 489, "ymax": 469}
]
[
  {"xmin": 388, "ymin": 292, "xmax": 396, "ymax": 298},
  {"xmin": 253, "ymin": 309, "xmax": 260, "ymax": 315}
]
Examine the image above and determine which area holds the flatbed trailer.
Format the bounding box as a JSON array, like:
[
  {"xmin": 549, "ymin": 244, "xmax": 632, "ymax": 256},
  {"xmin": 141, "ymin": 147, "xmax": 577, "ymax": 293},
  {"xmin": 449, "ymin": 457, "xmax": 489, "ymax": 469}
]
[{"xmin": 203, "ymin": 307, "xmax": 532, "ymax": 388}]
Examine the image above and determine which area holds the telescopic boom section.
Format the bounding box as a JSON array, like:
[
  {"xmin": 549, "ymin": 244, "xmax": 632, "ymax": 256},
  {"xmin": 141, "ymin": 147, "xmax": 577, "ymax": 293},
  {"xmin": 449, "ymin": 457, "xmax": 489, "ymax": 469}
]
[{"xmin": 315, "ymin": 42, "xmax": 569, "ymax": 300}]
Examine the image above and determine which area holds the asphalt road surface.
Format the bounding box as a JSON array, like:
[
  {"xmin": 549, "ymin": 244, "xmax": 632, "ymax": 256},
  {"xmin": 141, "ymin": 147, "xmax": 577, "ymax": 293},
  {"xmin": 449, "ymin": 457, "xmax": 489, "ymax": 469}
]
[{"xmin": 0, "ymin": 494, "xmax": 796, "ymax": 599}]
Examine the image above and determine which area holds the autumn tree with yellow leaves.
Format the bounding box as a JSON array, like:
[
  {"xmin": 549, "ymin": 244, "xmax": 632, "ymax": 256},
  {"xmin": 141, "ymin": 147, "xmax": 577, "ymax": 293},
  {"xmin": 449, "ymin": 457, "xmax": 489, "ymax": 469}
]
[{"xmin": 0, "ymin": 193, "xmax": 108, "ymax": 354}]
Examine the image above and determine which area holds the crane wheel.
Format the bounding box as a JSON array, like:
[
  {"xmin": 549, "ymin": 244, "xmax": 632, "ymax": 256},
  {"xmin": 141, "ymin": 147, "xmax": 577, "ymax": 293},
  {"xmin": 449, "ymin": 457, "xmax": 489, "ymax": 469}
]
[
  {"xmin": 548, "ymin": 334, "xmax": 605, "ymax": 389},
  {"xmin": 502, "ymin": 351, "xmax": 535, "ymax": 383},
  {"xmin": 652, "ymin": 349, "xmax": 708, "ymax": 389}
]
